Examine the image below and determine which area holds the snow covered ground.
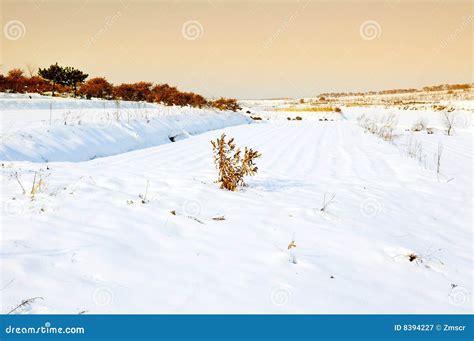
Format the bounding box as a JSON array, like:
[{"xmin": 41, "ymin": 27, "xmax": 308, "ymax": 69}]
[{"xmin": 0, "ymin": 94, "xmax": 472, "ymax": 314}]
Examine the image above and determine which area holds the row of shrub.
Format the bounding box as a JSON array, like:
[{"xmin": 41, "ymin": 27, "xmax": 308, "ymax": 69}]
[
  {"xmin": 319, "ymin": 83, "xmax": 473, "ymax": 98},
  {"xmin": 422, "ymin": 84, "xmax": 472, "ymax": 92},
  {"xmin": 0, "ymin": 65, "xmax": 241, "ymax": 111}
]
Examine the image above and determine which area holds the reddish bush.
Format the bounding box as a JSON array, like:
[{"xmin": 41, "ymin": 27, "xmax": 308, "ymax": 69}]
[
  {"xmin": 0, "ymin": 74, "xmax": 6, "ymax": 92},
  {"xmin": 113, "ymin": 84, "xmax": 134, "ymax": 100},
  {"xmin": 2, "ymin": 69, "xmax": 55, "ymax": 94},
  {"xmin": 131, "ymin": 82, "xmax": 152, "ymax": 101},
  {"xmin": 149, "ymin": 84, "xmax": 179, "ymax": 105},
  {"xmin": 50, "ymin": 84, "xmax": 72, "ymax": 95},
  {"xmin": 148, "ymin": 84, "xmax": 208, "ymax": 108},
  {"xmin": 188, "ymin": 93, "xmax": 207, "ymax": 108},
  {"xmin": 172, "ymin": 91, "xmax": 207, "ymax": 107},
  {"xmin": 113, "ymin": 82, "xmax": 152, "ymax": 101},
  {"xmin": 79, "ymin": 77, "xmax": 113, "ymax": 99},
  {"xmin": 211, "ymin": 98, "xmax": 241, "ymax": 112},
  {"xmin": 24, "ymin": 76, "xmax": 49, "ymax": 94},
  {"xmin": 5, "ymin": 69, "xmax": 27, "ymax": 93}
]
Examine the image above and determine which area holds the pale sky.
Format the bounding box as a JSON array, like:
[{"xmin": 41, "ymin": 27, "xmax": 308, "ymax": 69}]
[{"xmin": 1, "ymin": 0, "xmax": 472, "ymax": 99}]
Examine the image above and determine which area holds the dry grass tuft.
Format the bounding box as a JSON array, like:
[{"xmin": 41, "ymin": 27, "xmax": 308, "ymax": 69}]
[
  {"xmin": 211, "ymin": 133, "xmax": 261, "ymax": 191},
  {"xmin": 407, "ymin": 253, "xmax": 419, "ymax": 262},
  {"xmin": 357, "ymin": 113, "xmax": 398, "ymax": 142}
]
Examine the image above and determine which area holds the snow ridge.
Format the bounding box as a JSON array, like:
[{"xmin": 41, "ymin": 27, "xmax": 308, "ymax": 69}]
[{"xmin": 0, "ymin": 95, "xmax": 251, "ymax": 162}]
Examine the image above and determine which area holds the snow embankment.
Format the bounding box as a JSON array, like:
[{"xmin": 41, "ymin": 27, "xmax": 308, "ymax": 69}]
[{"xmin": 0, "ymin": 94, "xmax": 251, "ymax": 162}]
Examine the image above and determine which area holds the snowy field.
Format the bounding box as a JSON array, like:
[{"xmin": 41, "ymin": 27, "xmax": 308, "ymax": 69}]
[{"xmin": 0, "ymin": 94, "xmax": 472, "ymax": 314}]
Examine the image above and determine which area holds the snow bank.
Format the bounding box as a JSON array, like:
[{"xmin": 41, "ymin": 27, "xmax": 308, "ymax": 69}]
[{"xmin": 0, "ymin": 94, "xmax": 251, "ymax": 162}]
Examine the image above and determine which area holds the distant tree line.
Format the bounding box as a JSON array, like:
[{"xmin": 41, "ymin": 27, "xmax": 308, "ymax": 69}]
[
  {"xmin": 0, "ymin": 63, "xmax": 241, "ymax": 112},
  {"xmin": 319, "ymin": 83, "xmax": 473, "ymax": 98}
]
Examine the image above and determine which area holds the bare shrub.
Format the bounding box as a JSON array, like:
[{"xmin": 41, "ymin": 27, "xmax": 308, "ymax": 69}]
[
  {"xmin": 377, "ymin": 114, "xmax": 398, "ymax": 141},
  {"xmin": 211, "ymin": 133, "xmax": 261, "ymax": 191},
  {"xmin": 139, "ymin": 180, "xmax": 150, "ymax": 204},
  {"xmin": 7, "ymin": 297, "xmax": 44, "ymax": 315},
  {"xmin": 411, "ymin": 118, "xmax": 427, "ymax": 132},
  {"xmin": 287, "ymin": 238, "xmax": 297, "ymax": 264},
  {"xmin": 30, "ymin": 172, "xmax": 46, "ymax": 199},
  {"xmin": 403, "ymin": 248, "xmax": 444, "ymax": 267},
  {"xmin": 407, "ymin": 253, "xmax": 420, "ymax": 263},
  {"xmin": 406, "ymin": 135, "xmax": 426, "ymax": 166},
  {"xmin": 63, "ymin": 111, "xmax": 71, "ymax": 125},
  {"xmin": 434, "ymin": 142, "xmax": 443, "ymax": 181},
  {"xmin": 114, "ymin": 100, "xmax": 121, "ymax": 122},
  {"xmin": 13, "ymin": 171, "xmax": 26, "ymax": 194},
  {"xmin": 442, "ymin": 112, "xmax": 456, "ymax": 136},
  {"xmin": 320, "ymin": 192, "xmax": 336, "ymax": 212},
  {"xmin": 357, "ymin": 113, "xmax": 398, "ymax": 142},
  {"xmin": 357, "ymin": 114, "xmax": 369, "ymax": 128}
]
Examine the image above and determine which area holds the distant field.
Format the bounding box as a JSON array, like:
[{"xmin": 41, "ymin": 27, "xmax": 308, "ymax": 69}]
[
  {"xmin": 272, "ymin": 106, "xmax": 336, "ymax": 112},
  {"xmin": 242, "ymin": 88, "xmax": 474, "ymax": 113}
]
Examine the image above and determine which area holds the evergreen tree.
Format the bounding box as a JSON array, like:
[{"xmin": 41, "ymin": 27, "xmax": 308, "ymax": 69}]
[
  {"xmin": 64, "ymin": 66, "xmax": 88, "ymax": 96},
  {"xmin": 38, "ymin": 63, "xmax": 88, "ymax": 97},
  {"xmin": 38, "ymin": 63, "xmax": 66, "ymax": 96}
]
